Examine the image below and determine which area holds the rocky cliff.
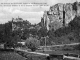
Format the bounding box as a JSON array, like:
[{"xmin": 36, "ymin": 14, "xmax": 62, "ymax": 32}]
[{"xmin": 43, "ymin": 2, "xmax": 80, "ymax": 30}]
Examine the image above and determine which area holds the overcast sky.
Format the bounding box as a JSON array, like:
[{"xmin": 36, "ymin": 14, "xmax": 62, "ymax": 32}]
[{"xmin": 0, "ymin": 0, "xmax": 80, "ymax": 24}]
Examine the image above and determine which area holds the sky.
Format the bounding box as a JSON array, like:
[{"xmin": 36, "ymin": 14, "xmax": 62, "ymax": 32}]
[{"xmin": 0, "ymin": 0, "xmax": 80, "ymax": 24}]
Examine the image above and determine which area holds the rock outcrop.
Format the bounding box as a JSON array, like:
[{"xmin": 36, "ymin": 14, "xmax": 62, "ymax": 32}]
[{"xmin": 42, "ymin": 2, "xmax": 80, "ymax": 30}]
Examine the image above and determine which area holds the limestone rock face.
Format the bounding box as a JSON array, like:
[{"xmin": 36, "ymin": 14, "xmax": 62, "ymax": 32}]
[{"xmin": 43, "ymin": 2, "xmax": 80, "ymax": 30}]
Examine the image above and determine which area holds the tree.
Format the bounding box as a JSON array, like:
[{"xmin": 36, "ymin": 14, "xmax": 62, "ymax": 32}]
[
  {"xmin": 72, "ymin": 2, "xmax": 77, "ymax": 12},
  {"xmin": 0, "ymin": 22, "xmax": 12, "ymax": 43},
  {"xmin": 0, "ymin": 21, "xmax": 22, "ymax": 48},
  {"xmin": 25, "ymin": 37, "xmax": 40, "ymax": 51},
  {"xmin": 69, "ymin": 16, "xmax": 80, "ymax": 41},
  {"xmin": 38, "ymin": 27, "xmax": 47, "ymax": 38}
]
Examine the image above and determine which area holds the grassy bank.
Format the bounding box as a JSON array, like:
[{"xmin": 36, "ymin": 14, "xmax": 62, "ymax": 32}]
[{"xmin": 0, "ymin": 51, "xmax": 26, "ymax": 60}]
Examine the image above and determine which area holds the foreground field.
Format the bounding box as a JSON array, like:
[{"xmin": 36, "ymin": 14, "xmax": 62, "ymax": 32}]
[
  {"xmin": 0, "ymin": 48, "xmax": 80, "ymax": 60},
  {"xmin": 15, "ymin": 48, "xmax": 80, "ymax": 60},
  {"xmin": 0, "ymin": 51, "xmax": 26, "ymax": 60}
]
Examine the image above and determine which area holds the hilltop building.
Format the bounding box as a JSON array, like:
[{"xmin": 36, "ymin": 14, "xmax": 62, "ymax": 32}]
[{"xmin": 12, "ymin": 16, "xmax": 24, "ymax": 31}]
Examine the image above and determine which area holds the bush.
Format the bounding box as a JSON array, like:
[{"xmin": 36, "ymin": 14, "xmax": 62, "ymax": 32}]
[
  {"xmin": 25, "ymin": 37, "xmax": 40, "ymax": 51},
  {"xmin": 74, "ymin": 44, "xmax": 80, "ymax": 50}
]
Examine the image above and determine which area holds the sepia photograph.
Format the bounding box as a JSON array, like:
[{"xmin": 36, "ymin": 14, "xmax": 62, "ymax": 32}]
[{"xmin": 0, "ymin": 0, "xmax": 80, "ymax": 60}]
